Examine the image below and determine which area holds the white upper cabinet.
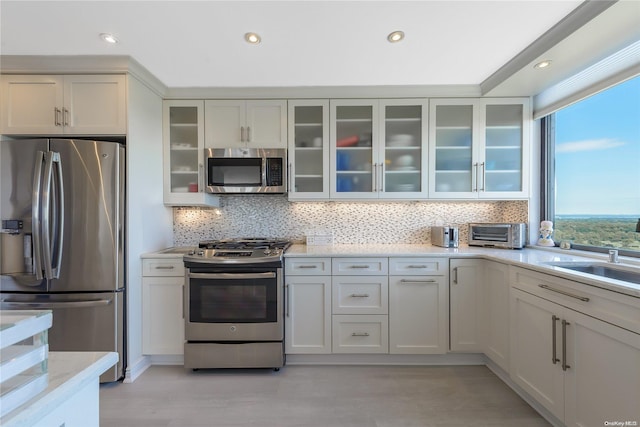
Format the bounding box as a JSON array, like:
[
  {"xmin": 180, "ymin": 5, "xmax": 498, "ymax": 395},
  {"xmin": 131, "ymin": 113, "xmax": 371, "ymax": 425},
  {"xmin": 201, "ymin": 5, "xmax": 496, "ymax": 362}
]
[
  {"xmin": 428, "ymin": 98, "xmax": 529, "ymax": 199},
  {"xmin": 204, "ymin": 100, "xmax": 287, "ymax": 148},
  {"xmin": 163, "ymin": 100, "xmax": 219, "ymax": 207},
  {"xmin": 288, "ymin": 100, "xmax": 330, "ymax": 199},
  {"xmin": 0, "ymin": 74, "xmax": 127, "ymax": 135},
  {"xmin": 329, "ymin": 99, "xmax": 428, "ymax": 199},
  {"xmin": 379, "ymin": 100, "xmax": 428, "ymax": 199}
]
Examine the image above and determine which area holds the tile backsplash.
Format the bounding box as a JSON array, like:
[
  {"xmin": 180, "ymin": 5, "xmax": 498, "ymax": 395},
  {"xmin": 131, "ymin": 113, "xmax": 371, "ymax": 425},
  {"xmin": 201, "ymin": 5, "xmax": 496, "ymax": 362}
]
[{"xmin": 173, "ymin": 196, "xmax": 528, "ymax": 245}]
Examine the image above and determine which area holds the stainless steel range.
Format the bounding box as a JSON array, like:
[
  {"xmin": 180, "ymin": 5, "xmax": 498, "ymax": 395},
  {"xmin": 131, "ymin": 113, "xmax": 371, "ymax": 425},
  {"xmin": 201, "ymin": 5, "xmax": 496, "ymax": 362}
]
[{"xmin": 183, "ymin": 238, "xmax": 291, "ymax": 370}]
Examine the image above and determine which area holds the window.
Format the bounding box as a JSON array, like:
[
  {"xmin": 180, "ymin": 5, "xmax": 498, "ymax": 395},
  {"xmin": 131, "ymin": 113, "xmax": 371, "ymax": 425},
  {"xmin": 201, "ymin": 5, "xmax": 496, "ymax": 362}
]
[{"xmin": 543, "ymin": 75, "xmax": 640, "ymax": 255}]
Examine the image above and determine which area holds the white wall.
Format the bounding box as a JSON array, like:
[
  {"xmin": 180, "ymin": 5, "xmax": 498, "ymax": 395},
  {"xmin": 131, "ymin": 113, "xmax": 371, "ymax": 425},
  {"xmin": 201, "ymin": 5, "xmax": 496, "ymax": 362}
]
[{"xmin": 125, "ymin": 75, "xmax": 173, "ymax": 381}]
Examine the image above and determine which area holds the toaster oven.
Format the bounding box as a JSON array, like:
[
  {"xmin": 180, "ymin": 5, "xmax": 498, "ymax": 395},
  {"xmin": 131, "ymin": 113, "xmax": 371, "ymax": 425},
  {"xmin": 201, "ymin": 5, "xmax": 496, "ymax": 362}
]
[{"xmin": 468, "ymin": 223, "xmax": 527, "ymax": 249}]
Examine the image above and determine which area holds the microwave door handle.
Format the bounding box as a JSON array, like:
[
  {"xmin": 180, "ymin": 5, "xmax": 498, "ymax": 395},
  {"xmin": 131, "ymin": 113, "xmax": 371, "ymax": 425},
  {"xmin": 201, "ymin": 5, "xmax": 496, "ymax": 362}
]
[{"xmin": 31, "ymin": 151, "xmax": 45, "ymax": 281}]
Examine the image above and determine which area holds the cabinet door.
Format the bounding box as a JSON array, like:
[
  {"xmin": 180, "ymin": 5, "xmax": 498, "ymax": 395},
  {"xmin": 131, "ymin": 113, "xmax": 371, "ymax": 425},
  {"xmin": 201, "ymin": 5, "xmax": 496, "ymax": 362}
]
[
  {"xmin": 389, "ymin": 275, "xmax": 447, "ymax": 354},
  {"xmin": 483, "ymin": 261, "xmax": 510, "ymax": 371},
  {"xmin": 0, "ymin": 75, "xmax": 63, "ymax": 134},
  {"xmin": 330, "ymin": 100, "xmax": 378, "ymax": 198},
  {"xmin": 163, "ymin": 100, "xmax": 219, "ymax": 207},
  {"xmin": 379, "ymin": 100, "xmax": 428, "ymax": 199},
  {"xmin": 142, "ymin": 276, "xmax": 185, "ymax": 355},
  {"xmin": 204, "ymin": 100, "xmax": 245, "ymax": 148},
  {"xmin": 450, "ymin": 259, "xmax": 484, "ymax": 352},
  {"xmin": 245, "ymin": 100, "xmax": 287, "ymax": 148},
  {"xmin": 510, "ymin": 288, "xmax": 565, "ymax": 420},
  {"xmin": 63, "ymin": 75, "xmax": 127, "ymax": 135},
  {"xmin": 564, "ymin": 308, "xmax": 640, "ymax": 426},
  {"xmin": 284, "ymin": 275, "xmax": 331, "ymax": 354},
  {"xmin": 429, "ymin": 99, "xmax": 480, "ymax": 198},
  {"xmin": 288, "ymin": 100, "xmax": 330, "ymax": 199},
  {"xmin": 478, "ymin": 99, "xmax": 530, "ymax": 198}
]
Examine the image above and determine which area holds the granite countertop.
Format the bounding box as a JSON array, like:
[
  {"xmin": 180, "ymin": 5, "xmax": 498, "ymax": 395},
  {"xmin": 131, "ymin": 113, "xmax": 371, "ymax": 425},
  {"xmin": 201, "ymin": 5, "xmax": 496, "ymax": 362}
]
[
  {"xmin": 1, "ymin": 351, "xmax": 118, "ymax": 426},
  {"xmin": 285, "ymin": 244, "xmax": 640, "ymax": 298}
]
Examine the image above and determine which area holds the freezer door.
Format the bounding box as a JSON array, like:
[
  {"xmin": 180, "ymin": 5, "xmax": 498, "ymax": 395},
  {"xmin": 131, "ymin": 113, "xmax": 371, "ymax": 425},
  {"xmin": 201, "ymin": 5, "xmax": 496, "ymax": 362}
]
[
  {"xmin": 49, "ymin": 139, "xmax": 124, "ymax": 292},
  {"xmin": 0, "ymin": 291, "xmax": 124, "ymax": 383},
  {"xmin": 0, "ymin": 139, "xmax": 49, "ymax": 292}
]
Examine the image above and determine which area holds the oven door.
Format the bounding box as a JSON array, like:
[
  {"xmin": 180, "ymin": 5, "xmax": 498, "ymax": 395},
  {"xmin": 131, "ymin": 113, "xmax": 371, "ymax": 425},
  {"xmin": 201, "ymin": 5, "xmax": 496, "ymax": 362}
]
[{"xmin": 185, "ymin": 268, "xmax": 283, "ymax": 341}]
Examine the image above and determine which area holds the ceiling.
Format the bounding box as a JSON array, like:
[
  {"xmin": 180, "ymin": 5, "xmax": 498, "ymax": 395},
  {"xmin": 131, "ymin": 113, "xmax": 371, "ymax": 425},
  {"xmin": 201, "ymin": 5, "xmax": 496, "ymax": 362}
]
[{"xmin": 1, "ymin": 1, "xmax": 639, "ymax": 96}]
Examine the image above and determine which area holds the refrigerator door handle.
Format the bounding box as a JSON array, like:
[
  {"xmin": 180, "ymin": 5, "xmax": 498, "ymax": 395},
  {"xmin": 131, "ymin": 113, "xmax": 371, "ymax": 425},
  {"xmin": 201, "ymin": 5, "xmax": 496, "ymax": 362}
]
[
  {"xmin": 2, "ymin": 298, "xmax": 112, "ymax": 309},
  {"xmin": 41, "ymin": 151, "xmax": 61, "ymax": 280},
  {"xmin": 32, "ymin": 151, "xmax": 46, "ymax": 281},
  {"xmin": 52, "ymin": 151, "xmax": 64, "ymax": 278}
]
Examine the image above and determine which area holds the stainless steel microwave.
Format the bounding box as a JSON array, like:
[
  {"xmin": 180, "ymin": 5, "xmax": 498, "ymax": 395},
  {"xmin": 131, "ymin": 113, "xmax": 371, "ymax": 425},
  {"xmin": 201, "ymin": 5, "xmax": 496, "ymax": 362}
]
[
  {"xmin": 468, "ymin": 223, "xmax": 527, "ymax": 249},
  {"xmin": 204, "ymin": 148, "xmax": 287, "ymax": 194}
]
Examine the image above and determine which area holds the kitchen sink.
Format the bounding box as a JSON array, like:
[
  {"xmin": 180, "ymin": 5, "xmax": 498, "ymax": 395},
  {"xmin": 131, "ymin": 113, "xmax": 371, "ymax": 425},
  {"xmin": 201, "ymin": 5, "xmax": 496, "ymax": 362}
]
[{"xmin": 544, "ymin": 262, "xmax": 640, "ymax": 284}]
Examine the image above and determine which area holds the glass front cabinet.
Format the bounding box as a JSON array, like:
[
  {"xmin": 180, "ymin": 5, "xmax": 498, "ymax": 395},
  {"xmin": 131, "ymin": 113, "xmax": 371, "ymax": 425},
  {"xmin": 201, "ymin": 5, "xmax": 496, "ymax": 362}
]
[
  {"xmin": 329, "ymin": 99, "xmax": 428, "ymax": 200},
  {"xmin": 163, "ymin": 100, "xmax": 219, "ymax": 207},
  {"xmin": 288, "ymin": 100, "xmax": 330, "ymax": 199},
  {"xmin": 428, "ymin": 98, "xmax": 530, "ymax": 199}
]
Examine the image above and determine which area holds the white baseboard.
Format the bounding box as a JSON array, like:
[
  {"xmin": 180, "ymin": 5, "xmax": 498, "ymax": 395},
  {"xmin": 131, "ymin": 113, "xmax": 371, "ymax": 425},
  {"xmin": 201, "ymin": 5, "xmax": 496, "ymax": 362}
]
[
  {"xmin": 124, "ymin": 355, "xmax": 152, "ymax": 383},
  {"xmin": 285, "ymin": 352, "xmax": 486, "ymax": 366}
]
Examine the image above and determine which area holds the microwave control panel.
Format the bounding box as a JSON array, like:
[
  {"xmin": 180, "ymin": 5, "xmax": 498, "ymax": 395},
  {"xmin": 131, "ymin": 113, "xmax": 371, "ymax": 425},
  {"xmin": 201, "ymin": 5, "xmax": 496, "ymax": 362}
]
[{"xmin": 266, "ymin": 158, "xmax": 284, "ymax": 186}]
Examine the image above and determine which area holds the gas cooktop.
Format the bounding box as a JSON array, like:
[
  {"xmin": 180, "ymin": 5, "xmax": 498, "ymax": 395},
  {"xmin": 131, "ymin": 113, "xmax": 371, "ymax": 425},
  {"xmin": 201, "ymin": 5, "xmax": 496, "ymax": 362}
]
[{"xmin": 184, "ymin": 238, "xmax": 292, "ymax": 265}]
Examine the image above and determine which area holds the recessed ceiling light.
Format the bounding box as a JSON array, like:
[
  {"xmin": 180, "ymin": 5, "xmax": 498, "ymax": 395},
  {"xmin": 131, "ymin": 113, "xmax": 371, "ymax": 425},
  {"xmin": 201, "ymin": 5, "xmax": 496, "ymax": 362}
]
[
  {"xmin": 244, "ymin": 32, "xmax": 261, "ymax": 44},
  {"xmin": 534, "ymin": 60, "xmax": 552, "ymax": 69},
  {"xmin": 100, "ymin": 33, "xmax": 118, "ymax": 44},
  {"xmin": 387, "ymin": 31, "xmax": 405, "ymax": 43}
]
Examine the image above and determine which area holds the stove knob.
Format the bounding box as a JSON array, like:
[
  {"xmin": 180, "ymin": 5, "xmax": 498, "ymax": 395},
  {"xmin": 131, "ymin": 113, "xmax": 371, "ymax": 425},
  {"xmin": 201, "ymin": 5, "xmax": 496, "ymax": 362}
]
[
  {"xmin": 197, "ymin": 250, "xmax": 204, "ymax": 256},
  {"xmin": 263, "ymin": 249, "xmax": 272, "ymax": 255}
]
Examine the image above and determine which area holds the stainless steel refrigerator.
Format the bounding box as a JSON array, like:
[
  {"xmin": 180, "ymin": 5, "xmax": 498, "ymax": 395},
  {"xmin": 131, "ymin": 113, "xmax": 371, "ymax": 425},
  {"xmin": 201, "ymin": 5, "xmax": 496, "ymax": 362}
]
[{"xmin": 0, "ymin": 138, "xmax": 125, "ymax": 382}]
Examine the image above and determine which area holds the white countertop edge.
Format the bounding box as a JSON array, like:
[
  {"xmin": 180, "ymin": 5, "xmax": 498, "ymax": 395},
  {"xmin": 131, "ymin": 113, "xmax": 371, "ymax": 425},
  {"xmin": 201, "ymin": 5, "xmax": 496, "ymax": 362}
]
[
  {"xmin": 284, "ymin": 244, "xmax": 640, "ymax": 298},
  {"xmin": 1, "ymin": 351, "xmax": 118, "ymax": 426}
]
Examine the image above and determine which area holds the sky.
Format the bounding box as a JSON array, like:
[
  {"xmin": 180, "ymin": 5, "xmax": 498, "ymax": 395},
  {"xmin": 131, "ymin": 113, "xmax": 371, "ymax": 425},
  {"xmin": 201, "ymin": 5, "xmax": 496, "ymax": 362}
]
[{"xmin": 554, "ymin": 75, "xmax": 640, "ymax": 216}]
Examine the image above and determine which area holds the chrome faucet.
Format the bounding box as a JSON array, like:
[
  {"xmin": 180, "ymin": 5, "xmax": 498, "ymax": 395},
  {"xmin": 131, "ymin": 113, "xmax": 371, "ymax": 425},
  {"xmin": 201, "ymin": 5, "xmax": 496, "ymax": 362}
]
[{"xmin": 608, "ymin": 249, "xmax": 620, "ymax": 263}]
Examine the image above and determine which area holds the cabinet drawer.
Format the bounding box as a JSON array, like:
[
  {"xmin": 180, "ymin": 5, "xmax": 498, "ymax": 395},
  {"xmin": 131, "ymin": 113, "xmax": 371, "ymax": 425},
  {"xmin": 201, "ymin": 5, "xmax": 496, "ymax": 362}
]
[
  {"xmin": 510, "ymin": 266, "xmax": 640, "ymax": 335},
  {"xmin": 389, "ymin": 257, "xmax": 447, "ymax": 275},
  {"xmin": 285, "ymin": 257, "xmax": 331, "ymax": 275},
  {"xmin": 142, "ymin": 258, "xmax": 185, "ymax": 277},
  {"xmin": 332, "ymin": 258, "xmax": 388, "ymax": 275},
  {"xmin": 332, "ymin": 276, "xmax": 389, "ymax": 314},
  {"xmin": 332, "ymin": 315, "xmax": 389, "ymax": 353}
]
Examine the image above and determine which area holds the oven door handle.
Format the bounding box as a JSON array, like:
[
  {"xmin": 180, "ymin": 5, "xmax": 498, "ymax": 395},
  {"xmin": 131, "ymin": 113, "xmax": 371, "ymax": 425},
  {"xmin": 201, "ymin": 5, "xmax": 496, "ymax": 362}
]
[{"xmin": 188, "ymin": 272, "xmax": 276, "ymax": 280}]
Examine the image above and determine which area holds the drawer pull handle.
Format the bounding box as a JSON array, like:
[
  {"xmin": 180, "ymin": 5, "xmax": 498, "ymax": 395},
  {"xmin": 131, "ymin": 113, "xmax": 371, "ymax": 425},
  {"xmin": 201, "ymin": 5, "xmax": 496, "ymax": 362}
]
[
  {"xmin": 298, "ymin": 265, "xmax": 318, "ymax": 269},
  {"xmin": 350, "ymin": 293, "xmax": 370, "ymax": 298},
  {"xmin": 400, "ymin": 279, "xmax": 437, "ymax": 284},
  {"xmin": 155, "ymin": 266, "xmax": 175, "ymax": 270},
  {"xmin": 538, "ymin": 284, "xmax": 590, "ymax": 302},
  {"xmin": 349, "ymin": 265, "xmax": 370, "ymax": 269},
  {"xmin": 407, "ymin": 265, "xmax": 427, "ymax": 269},
  {"xmin": 351, "ymin": 332, "xmax": 370, "ymax": 337}
]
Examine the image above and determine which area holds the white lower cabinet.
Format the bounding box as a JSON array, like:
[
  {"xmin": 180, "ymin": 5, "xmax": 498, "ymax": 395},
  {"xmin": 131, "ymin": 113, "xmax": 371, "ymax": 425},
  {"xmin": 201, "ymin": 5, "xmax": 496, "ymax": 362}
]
[
  {"xmin": 389, "ymin": 257, "xmax": 448, "ymax": 354},
  {"xmin": 284, "ymin": 258, "xmax": 332, "ymax": 354},
  {"xmin": 483, "ymin": 261, "xmax": 510, "ymax": 371},
  {"xmin": 285, "ymin": 275, "xmax": 332, "ymax": 354},
  {"xmin": 332, "ymin": 315, "xmax": 389, "ymax": 353},
  {"xmin": 510, "ymin": 268, "xmax": 640, "ymax": 426},
  {"xmin": 141, "ymin": 258, "xmax": 185, "ymax": 355},
  {"xmin": 449, "ymin": 259, "xmax": 484, "ymax": 352}
]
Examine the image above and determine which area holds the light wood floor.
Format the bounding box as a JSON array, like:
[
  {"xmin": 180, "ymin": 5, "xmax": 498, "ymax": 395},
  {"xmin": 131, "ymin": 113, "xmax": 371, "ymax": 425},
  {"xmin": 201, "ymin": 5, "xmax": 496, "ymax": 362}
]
[{"xmin": 99, "ymin": 365, "xmax": 550, "ymax": 427}]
